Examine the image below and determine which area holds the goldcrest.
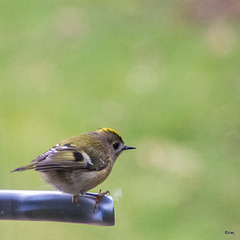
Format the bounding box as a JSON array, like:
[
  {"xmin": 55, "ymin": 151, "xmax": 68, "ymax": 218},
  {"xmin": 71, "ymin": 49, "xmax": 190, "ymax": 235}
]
[{"xmin": 12, "ymin": 128, "xmax": 135, "ymax": 206}]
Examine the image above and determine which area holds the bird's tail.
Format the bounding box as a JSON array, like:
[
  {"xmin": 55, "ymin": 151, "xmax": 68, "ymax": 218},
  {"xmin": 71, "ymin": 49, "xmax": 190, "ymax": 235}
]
[{"xmin": 11, "ymin": 163, "xmax": 36, "ymax": 172}]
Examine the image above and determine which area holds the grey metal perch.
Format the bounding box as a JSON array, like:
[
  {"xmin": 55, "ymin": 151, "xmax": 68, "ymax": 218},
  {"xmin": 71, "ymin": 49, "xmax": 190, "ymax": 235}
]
[{"xmin": 0, "ymin": 190, "xmax": 114, "ymax": 226}]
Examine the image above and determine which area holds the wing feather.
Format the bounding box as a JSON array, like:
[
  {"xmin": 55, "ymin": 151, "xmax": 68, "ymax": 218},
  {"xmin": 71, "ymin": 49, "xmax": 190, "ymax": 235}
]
[{"xmin": 12, "ymin": 143, "xmax": 108, "ymax": 172}]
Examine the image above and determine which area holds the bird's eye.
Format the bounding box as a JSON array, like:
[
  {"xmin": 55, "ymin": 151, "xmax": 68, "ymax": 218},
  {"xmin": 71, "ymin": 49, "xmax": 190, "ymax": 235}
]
[{"xmin": 113, "ymin": 142, "xmax": 120, "ymax": 150}]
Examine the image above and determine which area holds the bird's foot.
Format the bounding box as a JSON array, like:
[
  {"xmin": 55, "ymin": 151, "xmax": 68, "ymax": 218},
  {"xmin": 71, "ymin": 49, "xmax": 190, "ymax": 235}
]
[
  {"xmin": 94, "ymin": 189, "xmax": 110, "ymax": 209},
  {"xmin": 72, "ymin": 195, "xmax": 80, "ymax": 207},
  {"xmin": 85, "ymin": 190, "xmax": 110, "ymax": 209}
]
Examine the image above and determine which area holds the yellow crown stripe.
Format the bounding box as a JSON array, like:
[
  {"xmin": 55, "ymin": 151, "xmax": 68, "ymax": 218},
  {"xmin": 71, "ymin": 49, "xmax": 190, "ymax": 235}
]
[{"xmin": 97, "ymin": 128, "xmax": 121, "ymax": 138}]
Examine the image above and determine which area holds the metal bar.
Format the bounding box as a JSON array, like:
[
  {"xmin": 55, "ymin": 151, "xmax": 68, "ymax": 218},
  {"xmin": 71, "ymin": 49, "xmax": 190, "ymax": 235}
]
[{"xmin": 0, "ymin": 190, "xmax": 114, "ymax": 226}]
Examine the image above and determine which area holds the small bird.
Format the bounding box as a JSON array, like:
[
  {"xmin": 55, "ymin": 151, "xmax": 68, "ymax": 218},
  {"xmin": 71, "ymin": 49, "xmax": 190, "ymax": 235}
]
[{"xmin": 12, "ymin": 128, "xmax": 135, "ymax": 208}]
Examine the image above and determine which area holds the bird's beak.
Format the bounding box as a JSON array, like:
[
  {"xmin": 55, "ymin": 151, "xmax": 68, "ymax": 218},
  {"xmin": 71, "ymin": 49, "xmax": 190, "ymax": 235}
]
[{"xmin": 123, "ymin": 146, "xmax": 136, "ymax": 150}]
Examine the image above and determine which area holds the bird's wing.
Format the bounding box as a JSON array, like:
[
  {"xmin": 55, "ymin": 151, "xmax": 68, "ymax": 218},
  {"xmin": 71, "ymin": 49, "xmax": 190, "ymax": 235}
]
[{"xmin": 12, "ymin": 143, "xmax": 108, "ymax": 172}]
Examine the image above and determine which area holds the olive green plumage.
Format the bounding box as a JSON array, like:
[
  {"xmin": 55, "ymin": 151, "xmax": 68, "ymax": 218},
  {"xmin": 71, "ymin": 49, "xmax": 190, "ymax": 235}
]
[{"xmin": 12, "ymin": 128, "xmax": 135, "ymax": 201}]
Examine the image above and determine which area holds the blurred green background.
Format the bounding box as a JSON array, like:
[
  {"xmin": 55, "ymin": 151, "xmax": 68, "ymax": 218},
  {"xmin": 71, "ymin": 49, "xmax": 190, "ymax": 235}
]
[{"xmin": 1, "ymin": 0, "xmax": 240, "ymax": 239}]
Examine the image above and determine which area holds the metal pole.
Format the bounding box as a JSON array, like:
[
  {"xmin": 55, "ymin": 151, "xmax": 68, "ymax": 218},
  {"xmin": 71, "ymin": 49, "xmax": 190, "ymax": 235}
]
[{"xmin": 0, "ymin": 190, "xmax": 114, "ymax": 226}]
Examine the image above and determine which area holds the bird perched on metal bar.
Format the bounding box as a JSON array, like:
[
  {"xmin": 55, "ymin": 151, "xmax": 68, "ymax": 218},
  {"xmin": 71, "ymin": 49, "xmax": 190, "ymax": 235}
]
[{"xmin": 12, "ymin": 128, "xmax": 135, "ymax": 208}]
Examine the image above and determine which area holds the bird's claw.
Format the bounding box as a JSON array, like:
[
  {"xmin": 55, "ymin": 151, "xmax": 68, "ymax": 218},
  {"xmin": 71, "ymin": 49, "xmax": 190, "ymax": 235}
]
[{"xmin": 94, "ymin": 189, "xmax": 110, "ymax": 209}]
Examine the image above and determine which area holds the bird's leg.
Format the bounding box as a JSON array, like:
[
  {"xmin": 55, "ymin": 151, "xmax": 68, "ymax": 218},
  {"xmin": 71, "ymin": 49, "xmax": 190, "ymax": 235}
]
[
  {"xmin": 72, "ymin": 195, "xmax": 80, "ymax": 207},
  {"xmin": 85, "ymin": 189, "xmax": 110, "ymax": 209},
  {"xmin": 72, "ymin": 195, "xmax": 77, "ymax": 203},
  {"xmin": 94, "ymin": 189, "xmax": 110, "ymax": 209}
]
